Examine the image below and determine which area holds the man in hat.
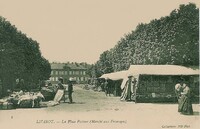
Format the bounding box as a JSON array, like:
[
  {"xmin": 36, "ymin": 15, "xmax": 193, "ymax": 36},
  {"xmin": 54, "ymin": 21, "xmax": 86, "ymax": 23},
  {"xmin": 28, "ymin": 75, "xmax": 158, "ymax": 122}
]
[
  {"xmin": 57, "ymin": 77, "xmax": 64, "ymax": 90},
  {"xmin": 68, "ymin": 78, "xmax": 74, "ymax": 103}
]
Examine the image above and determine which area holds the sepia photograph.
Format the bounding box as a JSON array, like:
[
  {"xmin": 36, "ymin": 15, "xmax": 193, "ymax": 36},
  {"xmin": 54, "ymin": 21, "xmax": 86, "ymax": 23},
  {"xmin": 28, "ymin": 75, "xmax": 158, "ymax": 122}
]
[{"xmin": 0, "ymin": 0, "xmax": 199, "ymax": 129}]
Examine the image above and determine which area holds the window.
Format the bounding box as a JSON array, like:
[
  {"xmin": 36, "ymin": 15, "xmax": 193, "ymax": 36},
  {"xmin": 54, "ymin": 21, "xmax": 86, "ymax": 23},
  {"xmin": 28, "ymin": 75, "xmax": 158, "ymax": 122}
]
[
  {"xmin": 59, "ymin": 71, "xmax": 64, "ymax": 75},
  {"xmin": 65, "ymin": 71, "xmax": 68, "ymax": 75},
  {"xmin": 55, "ymin": 77, "xmax": 58, "ymax": 81},
  {"xmin": 51, "ymin": 71, "xmax": 53, "ymax": 75},
  {"xmin": 69, "ymin": 71, "xmax": 72, "ymax": 75},
  {"xmin": 55, "ymin": 71, "xmax": 58, "ymax": 75},
  {"xmin": 83, "ymin": 71, "xmax": 86, "ymax": 75},
  {"xmin": 81, "ymin": 77, "xmax": 84, "ymax": 81}
]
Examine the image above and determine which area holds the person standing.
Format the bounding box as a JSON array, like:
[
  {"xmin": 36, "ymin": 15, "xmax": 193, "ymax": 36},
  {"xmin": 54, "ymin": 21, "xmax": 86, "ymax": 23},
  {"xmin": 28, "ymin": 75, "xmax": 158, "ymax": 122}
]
[
  {"xmin": 104, "ymin": 79, "xmax": 111, "ymax": 96},
  {"xmin": 175, "ymin": 82, "xmax": 182, "ymax": 102},
  {"xmin": 132, "ymin": 77, "xmax": 137, "ymax": 102},
  {"xmin": 54, "ymin": 77, "xmax": 65, "ymax": 102},
  {"xmin": 57, "ymin": 77, "xmax": 64, "ymax": 90},
  {"xmin": 178, "ymin": 83, "xmax": 193, "ymax": 115},
  {"xmin": 68, "ymin": 78, "xmax": 74, "ymax": 104},
  {"xmin": 175, "ymin": 80, "xmax": 183, "ymax": 112},
  {"xmin": 15, "ymin": 78, "xmax": 27, "ymax": 92},
  {"xmin": 127, "ymin": 76, "xmax": 133, "ymax": 101}
]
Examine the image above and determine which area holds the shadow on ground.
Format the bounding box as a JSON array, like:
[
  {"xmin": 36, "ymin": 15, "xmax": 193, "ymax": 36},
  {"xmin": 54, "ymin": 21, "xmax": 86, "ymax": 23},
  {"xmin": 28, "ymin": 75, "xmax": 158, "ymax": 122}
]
[
  {"xmin": 193, "ymin": 111, "xmax": 199, "ymax": 116},
  {"xmin": 63, "ymin": 102, "xmax": 86, "ymax": 104}
]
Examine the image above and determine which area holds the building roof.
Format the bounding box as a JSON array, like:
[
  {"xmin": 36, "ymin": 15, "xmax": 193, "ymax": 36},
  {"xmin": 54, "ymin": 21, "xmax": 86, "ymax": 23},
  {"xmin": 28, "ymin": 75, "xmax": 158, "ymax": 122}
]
[
  {"xmin": 127, "ymin": 65, "xmax": 199, "ymax": 76},
  {"xmin": 51, "ymin": 63, "xmax": 87, "ymax": 70}
]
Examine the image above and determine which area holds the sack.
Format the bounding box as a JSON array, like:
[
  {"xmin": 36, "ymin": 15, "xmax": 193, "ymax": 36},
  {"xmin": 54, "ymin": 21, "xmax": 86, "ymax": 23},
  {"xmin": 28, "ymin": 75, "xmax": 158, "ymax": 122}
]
[
  {"xmin": 19, "ymin": 99, "xmax": 33, "ymax": 108},
  {"xmin": 39, "ymin": 101, "xmax": 48, "ymax": 108},
  {"xmin": 1, "ymin": 102, "xmax": 14, "ymax": 110},
  {"xmin": 54, "ymin": 90, "xmax": 64, "ymax": 102},
  {"xmin": 41, "ymin": 88, "xmax": 55, "ymax": 101}
]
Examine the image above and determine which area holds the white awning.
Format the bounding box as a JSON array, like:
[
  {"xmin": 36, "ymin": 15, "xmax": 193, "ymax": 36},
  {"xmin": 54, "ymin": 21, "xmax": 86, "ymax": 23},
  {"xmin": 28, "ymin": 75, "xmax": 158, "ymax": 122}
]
[
  {"xmin": 99, "ymin": 70, "xmax": 127, "ymax": 81},
  {"xmin": 127, "ymin": 65, "xmax": 199, "ymax": 76}
]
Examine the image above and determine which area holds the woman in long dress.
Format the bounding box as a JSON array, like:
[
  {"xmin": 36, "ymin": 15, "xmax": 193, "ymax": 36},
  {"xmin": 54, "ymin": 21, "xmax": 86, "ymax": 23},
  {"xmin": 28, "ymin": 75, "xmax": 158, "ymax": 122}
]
[
  {"xmin": 175, "ymin": 81, "xmax": 183, "ymax": 112},
  {"xmin": 178, "ymin": 83, "xmax": 193, "ymax": 115}
]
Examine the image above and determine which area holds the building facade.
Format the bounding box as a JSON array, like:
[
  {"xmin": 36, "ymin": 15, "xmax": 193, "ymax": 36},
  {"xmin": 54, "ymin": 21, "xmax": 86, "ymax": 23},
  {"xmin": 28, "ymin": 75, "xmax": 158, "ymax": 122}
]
[{"xmin": 50, "ymin": 63, "xmax": 89, "ymax": 84}]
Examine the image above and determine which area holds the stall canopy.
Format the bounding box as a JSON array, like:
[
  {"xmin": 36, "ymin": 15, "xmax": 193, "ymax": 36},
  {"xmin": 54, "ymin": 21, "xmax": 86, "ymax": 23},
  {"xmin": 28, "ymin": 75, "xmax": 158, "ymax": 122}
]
[
  {"xmin": 120, "ymin": 65, "xmax": 199, "ymax": 101},
  {"xmin": 121, "ymin": 65, "xmax": 199, "ymax": 89},
  {"xmin": 127, "ymin": 65, "xmax": 199, "ymax": 76},
  {"xmin": 99, "ymin": 70, "xmax": 127, "ymax": 81}
]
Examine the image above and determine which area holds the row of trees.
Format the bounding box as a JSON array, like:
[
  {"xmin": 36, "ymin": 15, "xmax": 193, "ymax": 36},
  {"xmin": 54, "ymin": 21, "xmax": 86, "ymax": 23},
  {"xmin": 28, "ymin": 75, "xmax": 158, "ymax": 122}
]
[
  {"xmin": 94, "ymin": 3, "xmax": 199, "ymax": 77},
  {"xmin": 0, "ymin": 16, "xmax": 51, "ymax": 96}
]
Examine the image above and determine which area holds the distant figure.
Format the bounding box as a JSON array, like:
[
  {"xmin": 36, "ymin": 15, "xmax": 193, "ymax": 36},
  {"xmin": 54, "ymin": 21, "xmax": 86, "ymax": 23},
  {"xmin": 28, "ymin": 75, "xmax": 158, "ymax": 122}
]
[
  {"xmin": 57, "ymin": 78, "xmax": 64, "ymax": 90},
  {"xmin": 131, "ymin": 77, "xmax": 137, "ymax": 101},
  {"xmin": 104, "ymin": 79, "xmax": 111, "ymax": 96},
  {"xmin": 15, "ymin": 78, "xmax": 27, "ymax": 92},
  {"xmin": 48, "ymin": 82, "xmax": 52, "ymax": 87},
  {"xmin": 15, "ymin": 79, "xmax": 20, "ymax": 90},
  {"xmin": 38, "ymin": 80, "xmax": 46, "ymax": 90},
  {"xmin": 178, "ymin": 83, "xmax": 193, "ymax": 115},
  {"xmin": 126, "ymin": 76, "xmax": 133, "ymax": 101},
  {"xmin": 100, "ymin": 82, "xmax": 105, "ymax": 92},
  {"xmin": 68, "ymin": 78, "xmax": 74, "ymax": 104}
]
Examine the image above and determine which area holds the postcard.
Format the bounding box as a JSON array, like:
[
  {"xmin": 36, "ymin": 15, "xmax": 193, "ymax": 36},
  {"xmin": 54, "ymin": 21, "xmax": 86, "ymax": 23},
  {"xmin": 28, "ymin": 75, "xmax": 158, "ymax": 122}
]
[{"xmin": 0, "ymin": 0, "xmax": 199, "ymax": 129}]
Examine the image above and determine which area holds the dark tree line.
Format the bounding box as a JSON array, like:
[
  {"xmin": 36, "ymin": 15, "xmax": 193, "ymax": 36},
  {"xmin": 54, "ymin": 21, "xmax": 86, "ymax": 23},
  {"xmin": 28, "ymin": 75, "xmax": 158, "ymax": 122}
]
[
  {"xmin": 0, "ymin": 16, "xmax": 51, "ymax": 96},
  {"xmin": 94, "ymin": 3, "xmax": 199, "ymax": 77}
]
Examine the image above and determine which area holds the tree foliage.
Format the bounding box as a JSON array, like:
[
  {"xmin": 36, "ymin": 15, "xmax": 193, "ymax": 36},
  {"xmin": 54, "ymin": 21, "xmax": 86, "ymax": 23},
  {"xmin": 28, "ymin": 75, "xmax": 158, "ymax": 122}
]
[
  {"xmin": 95, "ymin": 3, "xmax": 199, "ymax": 77},
  {"xmin": 0, "ymin": 16, "xmax": 51, "ymax": 94}
]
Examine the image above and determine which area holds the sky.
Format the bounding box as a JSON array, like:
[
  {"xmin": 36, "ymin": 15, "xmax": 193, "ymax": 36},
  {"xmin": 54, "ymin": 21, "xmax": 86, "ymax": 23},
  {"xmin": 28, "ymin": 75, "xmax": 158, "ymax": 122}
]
[{"xmin": 0, "ymin": 0, "xmax": 199, "ymax": 64}]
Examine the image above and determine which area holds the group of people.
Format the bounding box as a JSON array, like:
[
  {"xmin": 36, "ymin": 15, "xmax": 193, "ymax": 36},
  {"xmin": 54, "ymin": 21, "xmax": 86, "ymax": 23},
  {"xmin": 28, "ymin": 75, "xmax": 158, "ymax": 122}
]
[
  {"xmin": 55, "ymin": 77, "xmax": 74, "ymax": 104},
  {"xmin": 14, "ymin": 77, "xmax": 75, "ymax": 104},
  {"xmin": 175, "ymin": 79, "xmax": 193, "ymax": 115},
  {"xmin": 15, "ymin": 79, "xmax": 27, "ymax": 91}
]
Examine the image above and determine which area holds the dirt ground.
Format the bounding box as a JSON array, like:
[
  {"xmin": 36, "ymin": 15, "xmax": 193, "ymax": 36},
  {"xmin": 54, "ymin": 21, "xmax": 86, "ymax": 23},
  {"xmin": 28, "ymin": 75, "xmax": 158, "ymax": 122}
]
[{"xmin": 0, "ymin": 84, "xmax": 199, "ymax": 129}]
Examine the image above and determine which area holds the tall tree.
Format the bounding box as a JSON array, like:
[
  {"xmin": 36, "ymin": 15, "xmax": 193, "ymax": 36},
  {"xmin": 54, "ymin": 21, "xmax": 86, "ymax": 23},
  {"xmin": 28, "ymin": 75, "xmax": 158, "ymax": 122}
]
[
  {"xmin": 0, "ymin": 16, "xmax": 51, "ymax": 96},
  {"xmin": 95, "ymin": 3, "xmax": 199, "ymax": 77}
]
